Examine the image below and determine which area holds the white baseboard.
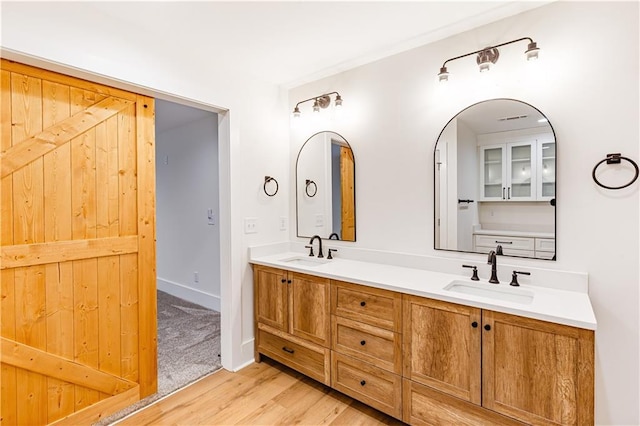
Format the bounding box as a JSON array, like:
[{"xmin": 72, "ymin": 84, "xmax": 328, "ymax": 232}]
[
  {"xmin": 157, "ymin": 277, "xmax": 220, "ymax": 311},
  {"xmin": 233, "ymin": 338, "xmax": 256, "ymax": 372}
]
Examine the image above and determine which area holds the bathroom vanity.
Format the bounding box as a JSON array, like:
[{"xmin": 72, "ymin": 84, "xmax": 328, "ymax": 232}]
[{"xmin": 251, "ymin": 252, "xmax": 595, "ymax": 425}]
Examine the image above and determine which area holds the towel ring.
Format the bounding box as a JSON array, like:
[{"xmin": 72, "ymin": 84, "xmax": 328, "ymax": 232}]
[
  {"xmin": 263, "ymin": 176, "xmax": 278, "ymax": 197},
  {"xmin": 592, "ymin": 153, "xmax": 639, "ymax": 190},
  {"xmin": 305, "ymin": 179, "xmax": 317, "ymax": 197}
]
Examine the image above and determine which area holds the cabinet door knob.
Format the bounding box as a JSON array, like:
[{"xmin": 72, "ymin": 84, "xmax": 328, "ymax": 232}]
[
  {"xmin": 287, "ymin": 280, "xmax": 292, "ymax": 284},
  {"xmin": 360, "ymin": 340, "xmax": 366, "ymax": 346},
  {"xmin": 282, "ymin": 346, "xmax": 295, "ymax": 354},
  {"xmin": 484, "ymin": 324, "xmax": 491, "ymax": 331},
  {"xmin": 471, "ymin": 321, "xmax": 478, "ymax": 328},
  {"xmin": 360, "ymin": 380, "xmax": 366, "ymax": 386},
  {"xmin": 360, "ymin": 301, "xmax": 366, "ymax": 307},
  {"xmin": 281, "ymin": 278, "xmax": 286, "ymax": 283}
]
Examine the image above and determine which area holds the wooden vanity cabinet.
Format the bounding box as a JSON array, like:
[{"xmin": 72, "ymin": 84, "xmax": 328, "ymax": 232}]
[
  {"xmin": 403, "ymin": 295, "xmax": 594, "ymax": 425},
  {"xmin": 253, "ymin": 265, "xmax": 331, "ymax": 384},
  {"xmin": 254, "ymin": 264, "xmax": 594, "ymax": 425}
]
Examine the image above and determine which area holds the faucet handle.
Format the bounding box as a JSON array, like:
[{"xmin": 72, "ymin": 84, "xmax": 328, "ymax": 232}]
[
  {"xmin": 462, "ymin": 265, "xmax": 479, "ymax": 281},
  {"xmin": 509, "ymin": 270, "xmax": 531, "ymax": 287},
  {"xmin": 327, "ymin": 248, "xmax": 338, "ymax": 259},
  {"xmin": 305, "ymin": 245, "xmax": 314, "ymax": 257}
]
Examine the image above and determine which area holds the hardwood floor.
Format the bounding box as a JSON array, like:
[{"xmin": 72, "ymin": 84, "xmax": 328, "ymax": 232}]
[{"xmin": 118, "ymin": 357, "xmax": 405, "ymax": 425}]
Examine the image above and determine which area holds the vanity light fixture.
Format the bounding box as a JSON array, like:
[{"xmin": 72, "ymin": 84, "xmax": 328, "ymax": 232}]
[
  {"xmin": 292, "ymin": 91, "xmax": 343, "ymax": 118},
  {"xmin": 437, "ymin": 37, "xmax": 541, "ymax": 82}
]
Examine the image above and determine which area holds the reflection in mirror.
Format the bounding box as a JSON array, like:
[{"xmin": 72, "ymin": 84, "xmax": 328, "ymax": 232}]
[
  {"xmin": 297, "ymin": 131, "xmax": 356, "ymax": 241},
  {"xmin": 434, "ymin": 99, "xmax": 556, "ymax": 260}
]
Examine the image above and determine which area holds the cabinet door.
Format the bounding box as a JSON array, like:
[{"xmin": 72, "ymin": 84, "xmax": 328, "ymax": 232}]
[
  {"xmin": 482, "ymin": 311, "xmax": 594, "ymax": 425},
  {"xmin": 289, "ymin": 272, "xmax": 331, "ymax": 346},
  {"xmin": 507, "ymin": 141, "xmax": 536, "ymax": 201},
  {"xmin": 479, "ymin": 145, "xmax": 507, "ymax": 201},
  {"xmin": 254, "ymin": 265, "xmax": 288, "ymax": 332},
  {"xmin": 537, "ymin": 141, "xmax": 556, "ymax": 201},
  {"xmin": 403, "ymin": 296, "xmax": 482, "ymax": 405}
]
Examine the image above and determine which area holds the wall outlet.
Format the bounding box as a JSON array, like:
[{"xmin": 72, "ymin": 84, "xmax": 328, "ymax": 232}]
[
  {"xmin": 279, "ymin": 216, "xmax": 287, "ymax": 231},
  {"xmin": 244, "ymin": 217, "xmax": 258, "ymax": 234},
  {"xmin": 315, "ymin": 214, "xmax": 324, "ymax": 227},
  {"xmin": 194, "ymin": 271, "xmax": 199, "ymax": 283}
]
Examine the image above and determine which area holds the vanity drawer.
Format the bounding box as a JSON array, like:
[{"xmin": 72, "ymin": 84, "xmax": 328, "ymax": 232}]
[
  {"xmin": 331, "ymin": 280, "xmax": 402, "ymax": 332},
  {"xmin": 475, "ymin": 235, "xmax": 535, "ymax": 251},
  {"xmin": 258, "ymin": 327, "xmax": 330, "ymax": 385},
  {"xmin": 332, "ymin": 316, "xmax": 402, "ymax": 374},
  {"xmin": 331, "ymin": 352, "xmax": 402, "ymax": 419},
  {"xmin": 535, "ymin": 238, "xmax": 555, "ymax": 252}
]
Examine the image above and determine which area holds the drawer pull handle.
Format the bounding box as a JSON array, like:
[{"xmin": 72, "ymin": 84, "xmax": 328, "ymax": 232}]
[
  {"xmin": 484, "ymin": 324, "xmax": 491, "ymax": 331},
  {"xmin": 360, "ymin": 340, "xmax": 366, "ymax": 346},
  {"xmin": 360, "ymin": 301, "xmax": 366, "ymax": 307},
  {"xmin": 282, "ymin": 346, "xmax": 295, "ymax": 354},
  {"xmin": 494, "ymin": 241, "xmax": 513, "ymax": 244},
  {"xmin": 471, "ymin": 321, "xmax": 478, "ymax": 328},
  {"xmin": 360, "ymin": 380, "xmax": 366, "ymax": 386}
]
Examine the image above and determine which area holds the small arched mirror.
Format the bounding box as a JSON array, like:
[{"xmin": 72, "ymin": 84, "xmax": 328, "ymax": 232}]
[
  {"xmin": 434, "ymin": 99, "xmax": 556, "ymax": 260},
  {"xmin": 296, "ymin": 131, "xmax": 356, "ymax": 241}
]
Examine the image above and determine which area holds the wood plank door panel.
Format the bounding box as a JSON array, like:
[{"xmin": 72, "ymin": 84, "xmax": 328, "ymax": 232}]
[
  {"xmin": 0, "ymin": 60, "xmax": 156, "ymax": 425},
  {"xmin": 340, "ymin": 146, "xmax": 355, "ymax": 241}
]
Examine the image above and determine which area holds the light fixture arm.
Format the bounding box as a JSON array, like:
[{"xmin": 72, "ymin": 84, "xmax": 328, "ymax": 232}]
[
  {"xmin": 293, "ymin": 91, "xmax": 341, "ymax": 110},
  {"xmin": 292, "ymin": 91, "xmax": 343, "ymax": 117},
  {"xmin": 440, "ymin": 37, "xmax": 534, "ymax": 70}
]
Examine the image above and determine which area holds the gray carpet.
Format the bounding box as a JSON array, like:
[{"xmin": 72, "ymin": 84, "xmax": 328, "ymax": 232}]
[{"xmin": 96, "ymin": 290, "xmax": 222, "ymax": 425}]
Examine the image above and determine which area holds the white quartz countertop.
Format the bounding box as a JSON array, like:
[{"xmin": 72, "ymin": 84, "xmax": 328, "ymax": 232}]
[
  {"xmin": 473, "ymin": 229, "xmax": 555, "ymax": 239},
  {"xmin": 250, "ymin": 252, "xmax": 596, "ymax": 330}
]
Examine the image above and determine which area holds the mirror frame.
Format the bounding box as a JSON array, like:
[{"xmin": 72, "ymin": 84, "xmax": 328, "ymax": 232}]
[
  {"xmin": 296, "ymin": 130, "xmax": 357, "ymax": 241},
  {"xmin": 433, "ymin": 98, "xmax": 557, "ymax": 260}
]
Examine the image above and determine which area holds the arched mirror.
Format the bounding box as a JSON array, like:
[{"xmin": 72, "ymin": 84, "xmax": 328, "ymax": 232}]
[
  {"xmin": 296, "ymin": 131, "xmax": 356, "ymax": 241},
  {"xmin": 434, "ymin": 99, "xmax": 556, "ymax": 260}
]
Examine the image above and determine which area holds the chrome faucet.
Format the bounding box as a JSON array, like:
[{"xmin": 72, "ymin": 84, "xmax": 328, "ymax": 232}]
[
  {"xmin": 309, "ymin": 235, "xmax": 324, "ymax": 258},
  {"xmin": 487, "ymin": 250, "xmax": 499, "ymax": 284}
]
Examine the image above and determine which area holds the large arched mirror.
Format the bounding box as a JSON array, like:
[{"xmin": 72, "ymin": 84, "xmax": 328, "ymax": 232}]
[
  {"xmin": 434, "ymin": 99, "xmax": 556, "ymax": 260},
  {"xmin": 296, "ymin": 131, "xmax": 356, "ymax": 241}
]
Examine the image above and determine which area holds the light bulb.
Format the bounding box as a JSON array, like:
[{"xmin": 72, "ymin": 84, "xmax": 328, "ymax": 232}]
[
  {"xmin": 334, "ymin": 95, "xmax": 343, "ymax": 109},
  {"xmin": 438, "ymin": 66, "xmax": 449, "ymax": 83},
  {"xmin": 525, "ymin": 41, "xmax": 540, "ymax": 61}
]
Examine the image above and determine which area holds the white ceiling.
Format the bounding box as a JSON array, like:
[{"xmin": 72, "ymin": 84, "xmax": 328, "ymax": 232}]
[
  {"xmin": 86, "ymin": 1, "xmax": 550, "ymax": 88},
  {"xmin": 155, "ymin": 99, "xmax": 216, "ymax": 134}
]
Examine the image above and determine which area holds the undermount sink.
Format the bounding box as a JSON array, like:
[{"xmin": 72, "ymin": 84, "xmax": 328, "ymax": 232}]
[
  {"xmin": 444, "ymin": 280, "xmax": 534, "ymax": 304},
  {"xmin": 279, "ymin": 256, "xmax": 329, "ymax": 267}
]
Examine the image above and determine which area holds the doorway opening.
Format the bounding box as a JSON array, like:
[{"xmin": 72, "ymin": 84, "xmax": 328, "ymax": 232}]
[{"xmin": 154, "ymin": 99, "xmax": 223, "ymax": 394}]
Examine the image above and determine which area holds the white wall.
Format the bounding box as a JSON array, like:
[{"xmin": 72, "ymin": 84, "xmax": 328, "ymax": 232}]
[
  {"xmin": 289, "ymin": 2, "xmax": 639, "ymax": 424},
  {"xmin": 156, "ymin": 114, "xmax": 220, "ymax": 311},
  {"xmin": 1, "ymin": 2, "xmax": 290, "ymax": 371},
  {"xmin": 297, "ymin": 132, "xmax": 332, "ymax": 238},
  {"xmin": 456, "ymin": 119, "xmax": 477, "ymax": 251}
]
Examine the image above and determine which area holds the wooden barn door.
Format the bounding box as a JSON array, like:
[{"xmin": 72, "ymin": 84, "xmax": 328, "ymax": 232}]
[{"xmin": 0, "ymin": 60, "xmax": 157, "ymax": 425}]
